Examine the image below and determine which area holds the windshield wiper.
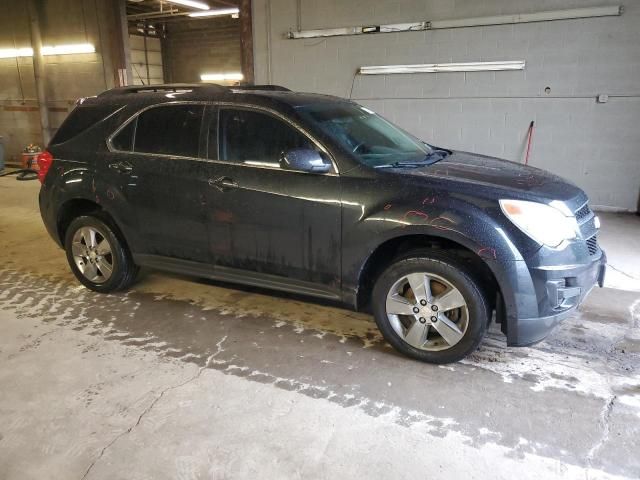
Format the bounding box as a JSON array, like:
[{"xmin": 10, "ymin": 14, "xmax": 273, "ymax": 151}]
[
  {"xmin": 425, "ymin": 149, "xmax": 449, "ymax": 162},
  {"xmin": 374, "ymin": 161, "xmax": 427, "ymax": 169},
  {"xmin": 374, "ymin": 150, "xmax": 450, "ymax": 169}
]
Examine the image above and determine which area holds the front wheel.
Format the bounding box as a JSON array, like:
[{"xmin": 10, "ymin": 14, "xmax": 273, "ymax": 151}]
[
  {"xmin": 64, "ymin": 215, "xmax": 138, "ymax": 293},
  {"xmin": 372, "ymin": 253, "xmax": 489, "ymax": 363}
]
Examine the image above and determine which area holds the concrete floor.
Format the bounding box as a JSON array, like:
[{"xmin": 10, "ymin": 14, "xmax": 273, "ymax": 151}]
[{"xmin": 0, "ymin": 177, "xmax": 639, "ymax": 479}]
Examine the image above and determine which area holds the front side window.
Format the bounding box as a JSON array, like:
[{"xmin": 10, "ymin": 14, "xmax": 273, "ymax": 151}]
[
  {"xmin": 297, "ymin": 103, "xmax": 433, "ymax": 168},
  {"xmin": 219, "ymin": 109, "xmax": 315, "ymax": 164},
  {"xmin": 127, "ymin": 104, "xmax": 204, "ymax": 157}
]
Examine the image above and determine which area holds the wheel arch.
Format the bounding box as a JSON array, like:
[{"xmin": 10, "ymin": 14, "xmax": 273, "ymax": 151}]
[
  {"xmin": 56, "ymin": 198, "xmax": 131, "ymax": 253},
  {"xmin": 355, "ymin": 234, "xmax": 511, "ymax": 328}
]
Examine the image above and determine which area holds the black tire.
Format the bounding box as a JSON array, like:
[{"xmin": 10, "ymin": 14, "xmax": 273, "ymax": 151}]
[
  {"xmin": 372, "ymin": 252, "xmax": 488, "ymax": 364},
  {"xmin": 64, "ymin": 215, "xmax": 139, "ymax": 293}
]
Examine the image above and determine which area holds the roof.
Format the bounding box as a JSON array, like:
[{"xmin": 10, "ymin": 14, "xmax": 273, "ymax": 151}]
[{"xmin": 86, "ymin": 83, "xmax": 348, "ymax": 109}]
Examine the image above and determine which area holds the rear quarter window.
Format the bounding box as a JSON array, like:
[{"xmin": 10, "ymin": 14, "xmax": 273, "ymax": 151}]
[{"xmin": 50, "ymin": 104, "xmax": 122, "ymax": 145}]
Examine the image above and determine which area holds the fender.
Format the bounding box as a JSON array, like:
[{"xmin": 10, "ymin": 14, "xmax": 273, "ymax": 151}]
[
  {"xmin": 44, "ymin": 160, "xmax": 139, "ymax": 251},
  {"xmin": 342, "ymin": 191, "xmax": 539, "ymax": 328}
]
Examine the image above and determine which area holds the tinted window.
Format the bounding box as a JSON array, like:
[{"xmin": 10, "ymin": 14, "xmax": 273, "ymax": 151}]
[
  {"xmin": 111, "ymin": 120, "xmax": 135, "ymax": 151},
  {"xmin": 219, "ymin": 109, "xmax": 314, "ymax": 164},
  {"xmin": 51, "ymin": 105, "xmax": 121, "ymax": 145},
  {"xmin": 134, "ymin": 104, "xmax": 204, "ymax": 157}
]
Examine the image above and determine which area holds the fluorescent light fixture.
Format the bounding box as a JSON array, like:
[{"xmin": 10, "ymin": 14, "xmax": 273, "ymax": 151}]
[
  {"xmin": 288, "ymin": 5, "xmax": 622, "ymax": 39},
  {"xmin": 189, "ymin": 7, "xmax": 239, "ymax": 17},
  {"xmin": 0, "ymin": 43, "xmax": 95, "ymax": 59},
  {"xmin": 359, "ymin": 61, "xmax": 525, "ymax": 75},
  {"xmin": 289, "ymin": 22, "xmax": 426, "ymax": 39},
  {"xmin": 201, "ymin": 72, "xmax": 244, "ymax": 82},
  {"xmin": 41, "ymin": 43, "xmax": 95, "ymax": 55},
  {"xmin": 164, "ymin": 0, "xmax": 210, "ymax": 10},
  {"xmin": 430, "ymin": 5, "xmax": 622, "ymax": 29},
  {"xmin": 0, "ymin": 47, "xmax": 33, "ymax": 59}
]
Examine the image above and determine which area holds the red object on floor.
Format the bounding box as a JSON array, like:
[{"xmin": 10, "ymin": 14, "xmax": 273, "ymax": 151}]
[{"xmin": 21, "ymin": 152, "xmax": 40, "ymax": 170}]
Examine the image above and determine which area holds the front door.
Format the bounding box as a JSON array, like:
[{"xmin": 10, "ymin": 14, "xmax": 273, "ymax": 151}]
[{"xmin": 203, "ymin": 106, "xmax": 342, "ymax": 295}]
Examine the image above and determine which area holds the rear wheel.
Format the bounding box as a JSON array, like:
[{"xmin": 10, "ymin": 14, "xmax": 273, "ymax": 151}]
[
  {"xmin": 372, "ymin": 253, "xmax": 488, "ymax": 363},
  {"xmin": 64, "ymin": 215, "xmax": 138, "ymax": 293}
]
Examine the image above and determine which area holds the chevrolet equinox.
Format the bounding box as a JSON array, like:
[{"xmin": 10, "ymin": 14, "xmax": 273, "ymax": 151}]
[{"xmin": 38, "ymin": 84, "xmax": 606, "ymax": 363}]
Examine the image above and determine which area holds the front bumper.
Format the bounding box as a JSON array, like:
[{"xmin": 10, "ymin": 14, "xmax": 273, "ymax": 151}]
[{"xmin": 506, "ymin": 250, "xmax": 606, "ymax": 347}]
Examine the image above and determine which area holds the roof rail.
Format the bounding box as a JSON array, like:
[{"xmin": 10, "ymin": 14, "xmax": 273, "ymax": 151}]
[
  {"xmin": 233, "ymin": 84, "xmax": 291, "ymax": 92},
  {"xmin": 98, "ymin": 83, "xmax": 228, "ymax": 97}
]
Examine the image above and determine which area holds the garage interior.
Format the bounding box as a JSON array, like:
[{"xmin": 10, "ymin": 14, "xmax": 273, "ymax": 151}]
[{"xmin": 0, "ymin": 0, "xmax": 639, "ymax": 479}]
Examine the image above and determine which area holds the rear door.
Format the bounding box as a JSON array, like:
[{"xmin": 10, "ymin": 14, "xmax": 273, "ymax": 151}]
[{"xmin": 104, "ymin": 103, "xmax": 210, "ymax": 262}]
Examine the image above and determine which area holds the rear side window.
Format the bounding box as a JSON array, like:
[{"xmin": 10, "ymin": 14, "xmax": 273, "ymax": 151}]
[
  {"xmin": 51, "ymin": 105, "xmax": 121, "ymax": 145},
  {"xmin": 134, "ymin": 104, "xmax": 204, "ymax": 157},
  {"xmin": 111, "ymin": 121, "xmax": 135, "ymax": 151},
  {"xmin": 219, "ymin": 109, "xmax": 314, "ymax": 164}
]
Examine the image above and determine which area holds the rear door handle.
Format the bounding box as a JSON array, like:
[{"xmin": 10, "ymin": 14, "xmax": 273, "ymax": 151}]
[
  {"xmin": 208, "ymin": 176, "xmax": 238, "ymax": 191},
  {"xmin": 109, "ymin": 161, "xmax": 133, "ymax": 174}
]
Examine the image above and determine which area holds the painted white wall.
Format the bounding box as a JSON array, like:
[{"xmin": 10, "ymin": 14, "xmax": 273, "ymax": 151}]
[{"xmin": 252, "ymin": 0, "xmax": 640, "ymax": 211}]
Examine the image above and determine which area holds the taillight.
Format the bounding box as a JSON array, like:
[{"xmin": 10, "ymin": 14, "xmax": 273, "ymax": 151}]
[{"xmin": 36, "ymin": 150, "xmax": 53, "ymax": 184}]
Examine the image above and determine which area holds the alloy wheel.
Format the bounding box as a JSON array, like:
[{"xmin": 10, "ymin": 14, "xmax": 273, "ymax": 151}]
[
  {"xmin": 71, "ymin": 226, "xmax": 114, "ymax": 283},
  {"xmin": 385, "ymin": 272, "xmax": 469, "ymax": 351}
]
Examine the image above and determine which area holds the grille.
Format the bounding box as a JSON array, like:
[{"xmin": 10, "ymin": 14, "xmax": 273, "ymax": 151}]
[
  {"xmin": 586, "ymin": 234, "xmax": 598, "ymax": 255},
  {"xmin": 575, "ymin": 203, "xmax": 591, "ymax": 222}
]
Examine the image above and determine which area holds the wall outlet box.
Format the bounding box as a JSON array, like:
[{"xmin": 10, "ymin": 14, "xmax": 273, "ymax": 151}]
[{"xmin": 597, "ymin": 94, "xmax": 609, "ymax": 103}]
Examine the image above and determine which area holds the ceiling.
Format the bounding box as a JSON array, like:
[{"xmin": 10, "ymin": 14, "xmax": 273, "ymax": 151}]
[{"xmin": 127, "ymin": 0, "xmax": 240, "ymax": 22}]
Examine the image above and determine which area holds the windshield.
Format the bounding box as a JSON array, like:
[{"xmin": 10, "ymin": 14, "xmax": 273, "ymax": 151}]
[{"xmin": 296, "ymin": 103, "xmax": 433, "ymax": 167}]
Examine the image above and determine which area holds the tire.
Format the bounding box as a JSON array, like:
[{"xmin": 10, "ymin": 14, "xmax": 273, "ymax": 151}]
[
  {"xmin": 372, "ymin": 252, "xmax": 488, "ymax": 364},
  {"xmin": 64, "ymin": 215, "xmax": 139, "ymax": 293}
]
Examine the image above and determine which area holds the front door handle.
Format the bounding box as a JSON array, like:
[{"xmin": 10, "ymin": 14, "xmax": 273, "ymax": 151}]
[
  {"xmin": 109, "ymin": 161, "xmax": 133, "ymax": 174},
  {"xmin": 208, "ymin": 176, "xmax": 238, "ymax": 191}
]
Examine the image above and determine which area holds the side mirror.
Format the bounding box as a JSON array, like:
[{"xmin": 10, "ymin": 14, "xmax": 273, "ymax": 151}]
[{"xmin": 279, "ymin": 148, "xmax": 331, "ymax": 173}]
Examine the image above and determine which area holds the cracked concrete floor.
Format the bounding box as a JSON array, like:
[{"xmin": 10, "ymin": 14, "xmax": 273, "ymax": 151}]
[{"xmin": 0, "ymin": 178, "xmax": 639, "ymax": 480}]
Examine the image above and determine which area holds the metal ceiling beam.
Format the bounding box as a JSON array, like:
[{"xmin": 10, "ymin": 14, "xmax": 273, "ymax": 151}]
[
  {"xmin": 239, "ymin": 0, "xmax": 254, "ymax": 84},
  {"xmin": 27, "ymin": 0, "xmax": 51, "ymax": 145},
  {"xmin": 127, "ymin": 9, "xmax": 182, "ymax": 20},
  {"xmin": 126, "ymin": 0, "xmax": 239, "ymax": 20}
]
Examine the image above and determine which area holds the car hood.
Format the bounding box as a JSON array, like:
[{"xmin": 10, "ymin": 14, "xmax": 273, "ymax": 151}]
[{"xmin": 396, "ymin": 150, "xmax": 587, "ymax": 210}]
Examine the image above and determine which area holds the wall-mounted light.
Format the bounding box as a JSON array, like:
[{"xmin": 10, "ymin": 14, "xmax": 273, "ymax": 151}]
[
  {"xmin": 359, "ymin": 60, "xmax": 525, "ymax": 75},
  {"xmin": 288, "ymin": 5, "xmax": 622, "ymax": 39},
  {"xmin": 0, "ymin": 47, "xmax": 33, "ymax": 59},
  {"xmin": 201, "ymin": 72, "xmax": 244, "ymax": 82},
  {"xmin": 189, "ymin": 8, "xmax": 240, "ymax": 18},
  {"xmin": 164, "ymin": 0, "xmax": 210, "ymax": 10},
  {"xmin": 0, "ymin": 43, "xmax": 95, "ymax": 59},
  {"xmin": 41, "ymin": 43, "xmax": 96, "ymax": 55}
]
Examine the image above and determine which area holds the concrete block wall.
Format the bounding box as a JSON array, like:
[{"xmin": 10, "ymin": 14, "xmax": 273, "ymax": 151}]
[
  {"xmin": 252, "ymin": 0, "xmax": 640, "ymax": 211},
  {"xmin": 162, "ymin": 16, "xmax": 241, "ymax": 83},
  {"xmin": 0, "ymin": 0, "xmax": 111, "ymax": 163}
]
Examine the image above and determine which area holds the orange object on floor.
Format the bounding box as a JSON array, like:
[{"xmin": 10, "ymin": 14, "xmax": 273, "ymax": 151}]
[{"xmin": 21, "ymin": 152, "xmax": 40, "ymax": 170}]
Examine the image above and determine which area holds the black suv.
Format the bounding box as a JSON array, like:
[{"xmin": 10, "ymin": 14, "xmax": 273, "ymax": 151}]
[{"xmin": 38, "ymin": 84, "xmax": 606, "ymax": 363}]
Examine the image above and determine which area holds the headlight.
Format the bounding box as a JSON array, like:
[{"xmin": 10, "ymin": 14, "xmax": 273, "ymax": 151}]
[{"xmin": 499, "ymin": 199, "xmax": 578, "ymax": 248}]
